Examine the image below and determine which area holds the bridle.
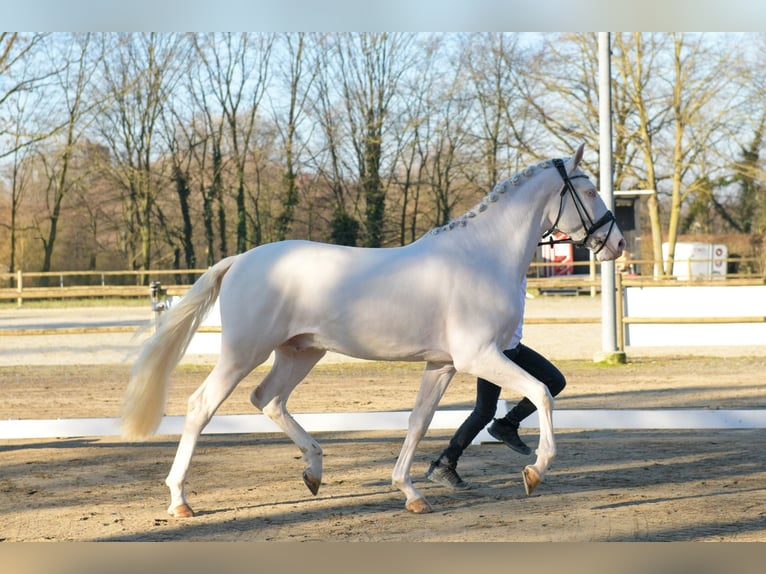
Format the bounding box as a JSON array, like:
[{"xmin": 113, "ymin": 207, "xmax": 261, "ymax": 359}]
[{"xmin": 538, "ymin": 158, "xmax": 616, "ymax": 254}]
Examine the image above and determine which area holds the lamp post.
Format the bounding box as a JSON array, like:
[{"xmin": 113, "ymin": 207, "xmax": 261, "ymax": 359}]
[{"xmin": 595, "ymin": 31, "xmax": 626, "ymax": 365}]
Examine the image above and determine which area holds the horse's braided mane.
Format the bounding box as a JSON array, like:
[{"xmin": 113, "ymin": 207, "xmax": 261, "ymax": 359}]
[{"xmin": 428, "ymin": 158, "xmax": 558, "ymax": 236}]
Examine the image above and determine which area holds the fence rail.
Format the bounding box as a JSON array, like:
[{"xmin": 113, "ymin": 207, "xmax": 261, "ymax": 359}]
[
  {"xmin": 5, "ymin": 274, "xmax": 762, "ymax": 304},
  {"xmin": 3, "ymin": 259, "xmax": 765, "ymax": 304},
  {"xmin": 0, "ymin": 268, "xmax": 208, "ymax": 305}
]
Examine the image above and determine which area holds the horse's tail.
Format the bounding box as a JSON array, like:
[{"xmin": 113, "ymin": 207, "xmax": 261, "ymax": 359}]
[{"xmin": 121, "ymin": 255, "xmax": 239, "ymax": 439}]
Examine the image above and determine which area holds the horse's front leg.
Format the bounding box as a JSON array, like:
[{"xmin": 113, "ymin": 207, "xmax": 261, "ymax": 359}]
[
  {"xmin": 391, "ymin": 361, "xmax": 456, "ymax": 513},
  {"xmin": 462, "ymin": 348, "xmax": 556, "ymax": 495}
]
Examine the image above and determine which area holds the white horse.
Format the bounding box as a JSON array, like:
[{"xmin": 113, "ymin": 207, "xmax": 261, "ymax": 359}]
[{"xmin": 122, "ymin": 144, "xmax": 625, "ymax": 518}]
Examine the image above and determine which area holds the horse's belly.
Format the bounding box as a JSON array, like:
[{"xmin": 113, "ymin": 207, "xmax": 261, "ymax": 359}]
[{"xmin": 311, "ymin": 332, "xmax": 450, "ymax": 363}]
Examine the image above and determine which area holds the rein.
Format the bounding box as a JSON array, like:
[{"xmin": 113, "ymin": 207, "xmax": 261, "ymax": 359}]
[{"xmin": 538, "ymin": 158, "xmax": 616, "ymax": 254}]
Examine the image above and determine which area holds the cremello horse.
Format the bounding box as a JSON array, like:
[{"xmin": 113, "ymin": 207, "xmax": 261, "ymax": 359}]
[{"xmin": 122, "ymin": 144, "xmax": 625, "ymax": 518}]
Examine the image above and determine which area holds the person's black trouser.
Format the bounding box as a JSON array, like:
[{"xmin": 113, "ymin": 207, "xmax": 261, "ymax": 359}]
[{"xmin": 437, "ymin": 343, "xmax": 566, "ymax": 466}]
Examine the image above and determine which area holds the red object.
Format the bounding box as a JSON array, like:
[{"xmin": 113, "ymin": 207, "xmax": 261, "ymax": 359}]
[{"xmin": 542, "ymin": 232, "xmax": 574, "ymax": 276}]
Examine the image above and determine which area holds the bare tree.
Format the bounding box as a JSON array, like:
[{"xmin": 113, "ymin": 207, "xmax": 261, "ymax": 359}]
[
  {"xmin": 161, "ymin": 112, "xmax": 198, "ymax": 280},
  {"xmin": 0, "ymin": 33, "xmax": 51, "ymax": 160},
  {"xmin": 192, "ymin": 32, "xmax": 274, "ymax": 254},
  {"xmin": 2, "ymin": 127, "xmax": 35, "ymax": 273},
  {"xmin": 335, "ymin": 32, "xmax": 417, "ymax": 247},
  {"xmin": 611, "ymin": 32, "xmax": 668, "ymax": 275},
  {"xmin": 306, "ymin": 33, "xmax": 359, "ymax": 246},
  {"xmin": 5, "ymin": 31, "xmax": 766, "ymax": 275},
  {"xmin": 613, "ymin": 33, "xmax": 741, "ymax": 275},
  {"xmin": 271, "ymin": 33, "xmax": 317, "ymax": 241},
  {"xmin": 0, "ymin": 33, "xmax": 54, "ymax": 273},
  {"xmin": 426, "ymin": 95, "xmax": 472, "ymax": 227},
  {"xmin": 183, "ymin": 36, "xmax": 227, "ymax": 265},
  {"xmin": 93, "ymin": 32, "xmax": 186, "ymax": 273},
  {"xmin": 385, "ymin": 34, "xmax": 442, "ymax": 245},
  {"xmin": 661, "ymin": 34, "xmax": 736, "ymax": 274},
  {"xmin": 517, "ymin": 33, "xmax": 602, "ymax": 162},
  {"xmin": 31, "ymin": 33, "xmax": 105, "ymax": 274},
  {"xmin": 727, "ymin": 45, "xmax": 766, "ymax": 237},
  {"xmin": 683, "ymin": 34, "xmax": 766, "ymax": 271},
  {"xmin": 68, "ymin": 141, "xmax": 121, "ymax": 271},
  {"xmin": 459, "ymin": 33, "xmax": 536, "ymax": 191}
]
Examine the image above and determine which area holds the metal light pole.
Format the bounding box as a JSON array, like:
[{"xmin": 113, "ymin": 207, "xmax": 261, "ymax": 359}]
[{"xmin": 596, "ymin": 32, "xmax": 625, "ymax": 364}]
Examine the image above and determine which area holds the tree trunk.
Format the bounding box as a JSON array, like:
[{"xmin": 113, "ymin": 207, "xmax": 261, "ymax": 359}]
[
  {"xmin": 236, "ymin": 176, "xmax": 247, "ymax": 253},
  {"xmin": 363, "ymin": 110, "xmax": 385, "ymax": 247},
  {"xmin": 173, "ymin": 166, "xmax": 197, "ymax": 282}
]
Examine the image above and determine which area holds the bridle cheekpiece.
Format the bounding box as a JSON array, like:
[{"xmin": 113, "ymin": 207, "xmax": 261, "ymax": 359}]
[{"xmin": 539, "ymin": 158, "xmax": 616, "ymax": 254}]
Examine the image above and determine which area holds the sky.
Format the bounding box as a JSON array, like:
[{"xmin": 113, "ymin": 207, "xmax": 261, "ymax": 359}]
[{"xmin": 4, "ymin": 0, "xmax": 766, "ymax": 32}]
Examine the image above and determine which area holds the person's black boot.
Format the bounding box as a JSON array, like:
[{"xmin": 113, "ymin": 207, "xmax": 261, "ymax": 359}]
[
  {"xmin": 425, "ymin": 459, "xmax": 471, "ymax": 490},
  {"xmin": 488, "ymin": 418, "xmax": 532, "ymax": 455}
]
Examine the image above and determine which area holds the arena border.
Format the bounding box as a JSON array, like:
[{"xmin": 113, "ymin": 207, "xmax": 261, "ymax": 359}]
[{"xmin": 2, "ymin": 406, "xmax": 765, "ymax": 441}]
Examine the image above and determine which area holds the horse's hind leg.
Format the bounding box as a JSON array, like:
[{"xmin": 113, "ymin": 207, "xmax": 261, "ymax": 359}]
[
  {"xmin": 392, "ymin": 361, "xmax": 456, "ymax": 513},
  {"xmin": 165, "ymin": 355, "xmax": 262, "ymax": 518},
  {"xmin": 250, "ymin": 346, "xmax": 326, "ymax": 495}
]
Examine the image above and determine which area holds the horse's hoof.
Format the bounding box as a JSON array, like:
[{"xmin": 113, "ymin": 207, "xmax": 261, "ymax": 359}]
[
  {"xmin": 522, "ymin": 466, "xmax": 541, "ymax": 496},
  {"xmin": 303, "ymin": 470, "xmax": 321, "ymax": 495},
  {"xmin": 169, "ymin": 503, "xmax": 195, "ymax": 518},
  {"xmin": 405, "ymin": 497, "xmax": 432, "ymax": 514}
]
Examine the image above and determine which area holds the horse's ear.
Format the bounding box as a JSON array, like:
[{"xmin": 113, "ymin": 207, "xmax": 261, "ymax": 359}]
[
  {"xmin": 567, "ymin": 144, "xmax": 585, "ymax": 173},
  {"xmin": 569, "ymin": 144, "xmax": 585, "ymax": 173}
]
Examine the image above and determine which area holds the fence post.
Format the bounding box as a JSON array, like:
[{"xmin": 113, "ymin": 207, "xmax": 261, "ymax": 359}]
[
  {"xmin": 150, "ymin": 281, "xmax": 168, "ymax": 332},
  {"xmin": 16, "ymin": 270, "xmax": 23, "ymax": 308},
  {"xmin": 615, "ymin": 272, "xmax": 625, "ymax": 353}
]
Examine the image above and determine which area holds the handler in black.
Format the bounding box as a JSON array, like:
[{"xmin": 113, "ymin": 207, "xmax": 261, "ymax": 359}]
[{"xmin": 425, "ymin": 341, "xmax": 566, "ymax": 489}]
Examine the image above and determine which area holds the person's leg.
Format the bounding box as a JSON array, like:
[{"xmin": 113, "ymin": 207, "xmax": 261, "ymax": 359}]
[
  {"xmin": 489, "ymin": 344, "xmax": 566, "ymax": 455},
  {"xmin": 506, "ymin": 344, "xmax": 566, "ymax": 422},
  {"xmin": 440, "ymin": 378, "xmax": 501, "ymax": 464},
  {"xmin": 426, "ymin": 378, "xmax": 501, "ymax": 489}
]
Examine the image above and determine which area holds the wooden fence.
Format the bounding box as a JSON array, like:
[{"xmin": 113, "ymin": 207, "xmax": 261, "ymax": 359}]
[
  {"xmin": 3, "ymin": 258, "xmax": 763, "ymax": 305},
  {"xmin": 0, "ymin": 269, "xmax": 208, "ymax": 306}
]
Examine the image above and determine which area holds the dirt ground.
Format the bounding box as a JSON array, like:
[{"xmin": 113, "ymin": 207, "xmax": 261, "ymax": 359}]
[
  {"xmin": 2, "ymin": 359, "xmax": 766, "ymax": 542},
  {"xmin": 1, "ymin": 300, "xmax": 765, "ymax": 542}
]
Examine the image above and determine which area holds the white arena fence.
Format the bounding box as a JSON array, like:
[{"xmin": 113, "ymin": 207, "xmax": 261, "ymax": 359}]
[{"xmin": 2, "ymin": 406, "xmax": 766, "ymax": 441}]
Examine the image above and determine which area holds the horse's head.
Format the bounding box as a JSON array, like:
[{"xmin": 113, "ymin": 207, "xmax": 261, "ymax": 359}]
[{"xmin": 541, "ymin": 144, "xmax": 625, "ymax": 262}]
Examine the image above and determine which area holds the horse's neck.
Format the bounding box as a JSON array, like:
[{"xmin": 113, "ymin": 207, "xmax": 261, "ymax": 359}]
[{"xmin": 425, "ymin": 178, "xmax": 550, "ymax": 278}]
